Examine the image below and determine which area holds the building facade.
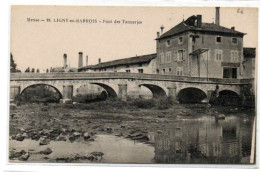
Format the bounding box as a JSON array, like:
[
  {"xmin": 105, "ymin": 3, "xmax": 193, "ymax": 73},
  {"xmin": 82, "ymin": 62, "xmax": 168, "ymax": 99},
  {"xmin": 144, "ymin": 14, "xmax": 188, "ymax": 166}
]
[
  {"xmin": 78, "ymin": 53, "xmax": 157, "ymax": 74},
  {"xmin": 156, "ymin": 8, "xmax": 255, "ymax": 79}
]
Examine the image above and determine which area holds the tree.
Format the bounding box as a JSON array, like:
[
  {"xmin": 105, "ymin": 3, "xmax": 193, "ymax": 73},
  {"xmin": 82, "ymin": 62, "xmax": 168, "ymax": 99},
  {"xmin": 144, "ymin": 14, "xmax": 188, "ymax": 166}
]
[
  {"xmin": 46, "ymin": 69, "xmax": 49, "ymax": 73},
  {"xmin": 10, "ymin": 53, "xmax": 21, "ymax": 73},
  {"xmin": 31, "ymin": 68, "xmax": 35, "ymax": 73},
  {"xmin": 25, "ymin": 67, "xmax": 30, "ymax": 73},
  {"xmin": 36, "ymin": 69, "xmax": 40, "ymax": 73}
]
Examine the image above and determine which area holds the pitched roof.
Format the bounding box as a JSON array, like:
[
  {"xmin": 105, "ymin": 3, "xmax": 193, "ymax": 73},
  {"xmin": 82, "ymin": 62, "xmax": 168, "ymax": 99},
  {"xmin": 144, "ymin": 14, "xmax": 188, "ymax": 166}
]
[
  {"xmin": 157, "ymin": 15, "xmax": 245, "ymax": 40},
  {"xmin": 79, "ymin": 53, "xmax": 156, "ymax": 70},
  {"xmin": 243, "ymin": 48, "xmax": 256, "ymax": 58}
]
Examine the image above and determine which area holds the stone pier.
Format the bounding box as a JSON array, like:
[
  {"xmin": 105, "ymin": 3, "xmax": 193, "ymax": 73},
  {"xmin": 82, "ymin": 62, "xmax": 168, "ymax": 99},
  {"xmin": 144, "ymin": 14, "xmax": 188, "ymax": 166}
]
[
  {"xmin": 61, "ymin": 85, "xmax": 73, "ymax": 103},
  {"xmin": 118, "ymin": 84, "xmax": 127, "ymax": 101}
]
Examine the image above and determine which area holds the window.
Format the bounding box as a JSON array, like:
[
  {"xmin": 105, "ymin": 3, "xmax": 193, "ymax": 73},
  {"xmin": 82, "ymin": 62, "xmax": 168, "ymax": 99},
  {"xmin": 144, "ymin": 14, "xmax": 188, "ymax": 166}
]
[
  {"xmin": 232, "ymin": 38, "xmax": 238, "ymax": 44},
  {"xmin": 166, "ymin": 39, "xmax": 171, "ymax": 46},
  {"xmin": 156, "ymin": 69, "xmax": 159, "ymax": 74},
  {"xmin": 176, "ymin": 67, "xmax": 183, "ymax": 76},
  {"xmin": 138, "ymin": 69, "xmax": 143, "ymax": 73},
  {"xmin": 177, "ymin": 50, "xmax": 186, "ymax": 61},
  {"xmin": 169, "ymin": 68, "xmax": 172, "ymax": 73},
  {"xmin": 201, "ymin": 50, "xmax": 210, "ymax": 61},
  {"xmin": 216, "ymin": 36, "xmax": 222, "ymax": 43},
  {"xmin": 231, "ymin": 50, "xmax": 239, "ymax": 62},
  {"xmin": 166, "ymin": 51, "xmax": 172, "ymax": 63},
  {"xmin": 223, "ymin": 68, "xmax": 237, "ymax": 78},
  {"xmin": 159, "ymin": 53, "xmax": 165, "ymax": 63},
  {"xmin": 215, "ymin": 49, "xmax": 223, "ymax": 61},
  {"xmin": 126, "ymin": 69, "xmax": 130, "ymax": 73},
  {"xmin": 192, "ymin": 36, "xmax": 196, "ymax": 45},
  {"xmin": 162, "ymin": 69, "xmax": 165, "ymax": 74},
  {"xmin": 178, "ymin": 36, "xmax": 183, "ymax": 44}
]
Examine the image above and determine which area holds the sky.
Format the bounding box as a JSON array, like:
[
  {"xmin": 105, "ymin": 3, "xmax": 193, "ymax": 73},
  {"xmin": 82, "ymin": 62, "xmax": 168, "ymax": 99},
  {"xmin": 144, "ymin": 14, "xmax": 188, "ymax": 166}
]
[{"xmin": 10, "ymin": 6, "xmax": 258, "ymax": 72}]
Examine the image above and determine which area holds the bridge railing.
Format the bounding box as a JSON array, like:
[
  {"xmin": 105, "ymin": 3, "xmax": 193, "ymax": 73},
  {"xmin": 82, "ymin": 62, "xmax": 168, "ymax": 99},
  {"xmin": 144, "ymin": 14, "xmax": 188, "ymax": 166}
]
[{"xmin": 10, "ymin": 72, "xmax": 254, "ymax": 84}]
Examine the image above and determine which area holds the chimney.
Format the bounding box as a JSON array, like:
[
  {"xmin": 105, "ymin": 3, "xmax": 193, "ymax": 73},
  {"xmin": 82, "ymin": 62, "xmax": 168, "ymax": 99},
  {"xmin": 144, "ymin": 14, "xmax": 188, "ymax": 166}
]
[
  {"xmin": 98, "ymin": 58, "xmax": 101, "ymax": 65},
  {"xmin": 231, "ymin": 26, "xmax": 235, "ymax": 30},
  {"xmin": 157, "ymin": 32, "xmax": 160, "ymax": 38},
  {"xmin": 86, "ymin": 55, "xmax": 88, "ymax": 66},
  {"xmin": 78, "ymin": 52, "xmax": 83, "ymax": 68},
  {"xmin": 160, "ymin": 25, "xmax": 164, "ymax": 34},
  {"xmin": 215, "ymin": 7, "xmax": 220, "ymax": 25},
  {"xmin": 197, "ymin": 15, "xmax": 202, "ymax": 27},
  {"xmin": 63, "ymin": 54, "xmax": 67, "ymax": 68}
]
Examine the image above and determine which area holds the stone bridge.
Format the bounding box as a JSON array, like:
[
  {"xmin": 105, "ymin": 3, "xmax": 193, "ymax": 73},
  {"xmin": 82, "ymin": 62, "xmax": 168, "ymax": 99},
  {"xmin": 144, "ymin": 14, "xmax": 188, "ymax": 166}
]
[{"xmin": 10, "ymin": 72, "xmax": 254, "ymax": 103}]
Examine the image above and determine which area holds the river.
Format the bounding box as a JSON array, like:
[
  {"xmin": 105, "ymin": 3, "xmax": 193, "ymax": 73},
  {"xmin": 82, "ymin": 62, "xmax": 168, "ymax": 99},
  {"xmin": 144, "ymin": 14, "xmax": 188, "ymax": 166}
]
[{"xmin": 9, "ymin": 110, "xmax": 255, "ymax": 164}]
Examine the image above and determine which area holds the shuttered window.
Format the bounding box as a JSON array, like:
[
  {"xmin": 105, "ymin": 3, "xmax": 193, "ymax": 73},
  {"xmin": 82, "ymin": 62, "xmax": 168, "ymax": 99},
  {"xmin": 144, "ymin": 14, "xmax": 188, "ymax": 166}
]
[
  {"xmin": 173, "ymin": 51, "xmax": 178, "ymax": 61},
  {"xmin": 159, "ymin": 53, "xmax": 165, "ymax": 63},
  {"xmin": 166, "ymin": 51, "xmax": 172, "ymax": 63},
  {"xmin": 177, "ymin": 49, "xmax": 186, "ymax": 61}
]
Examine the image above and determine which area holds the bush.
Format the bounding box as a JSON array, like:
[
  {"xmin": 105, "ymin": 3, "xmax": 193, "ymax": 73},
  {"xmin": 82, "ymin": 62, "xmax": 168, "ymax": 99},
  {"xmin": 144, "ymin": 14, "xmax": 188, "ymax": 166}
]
[
  {"xmin": 72, "ymin": 92, "xmax": 108, "ymax": 103},
  {"xmin": 65, "ymin": 96, "xmax": 174, "ymax": 110},
  {"xmin": 128, "ymin": 97, "xmax": 174, "ymax": 109},
  {"xmin": 128, "ymin": 98, "xmax": 156, "ymax": 109}
]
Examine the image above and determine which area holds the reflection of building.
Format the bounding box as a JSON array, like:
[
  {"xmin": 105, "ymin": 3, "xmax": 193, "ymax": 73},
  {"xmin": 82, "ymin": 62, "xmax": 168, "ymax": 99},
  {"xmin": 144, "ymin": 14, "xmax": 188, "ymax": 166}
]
[{"xmin": 154, "ymin": 116, "xmax": 251, "ymax": 164}]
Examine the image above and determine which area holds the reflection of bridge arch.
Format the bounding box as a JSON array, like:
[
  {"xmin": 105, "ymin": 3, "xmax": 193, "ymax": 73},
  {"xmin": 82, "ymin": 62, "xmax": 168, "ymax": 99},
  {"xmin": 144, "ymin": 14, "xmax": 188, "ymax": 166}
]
[
  {"xmin": 177, "ymin": 87, "xmax": 207, "ymax": 103},
  {"xmin": 90, "ymin": 83, "xmax": 117, "ymax": 98},
  {"xmin": 20, "ymin": 84, "xmax": 63, "ymax": 99},
  {"xmin": 139, "ymin": 84, "xmax": 167, "ymax": 98}
]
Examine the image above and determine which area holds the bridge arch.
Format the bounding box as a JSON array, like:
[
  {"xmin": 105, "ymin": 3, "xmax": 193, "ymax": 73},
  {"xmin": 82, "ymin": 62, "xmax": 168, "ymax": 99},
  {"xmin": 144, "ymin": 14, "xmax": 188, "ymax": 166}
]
[
  {"xmin": 139, "ymin": 84, "xmax": 167, "ymax": 98},
  {"xmin": 217, "ymin": 89, "xmax": 240, "ymax": 106},
  {"xmin": 90, "ymin": 83, "xmax": 117, "ymax": 98},
  {"xmin": 20, "ymin": 84, "xmax": 63, "ymax": 101},
  {"xmin": 177, "ymin": 87, "xmax": 207, "ymax": 103}
]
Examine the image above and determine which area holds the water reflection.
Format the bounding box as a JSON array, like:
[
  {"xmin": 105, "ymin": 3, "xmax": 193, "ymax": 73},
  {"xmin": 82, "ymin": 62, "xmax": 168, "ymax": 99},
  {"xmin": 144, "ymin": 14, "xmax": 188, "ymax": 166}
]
[{"xmin": 153, "ymin": 115, "xmax": 254, "ymax": 164}]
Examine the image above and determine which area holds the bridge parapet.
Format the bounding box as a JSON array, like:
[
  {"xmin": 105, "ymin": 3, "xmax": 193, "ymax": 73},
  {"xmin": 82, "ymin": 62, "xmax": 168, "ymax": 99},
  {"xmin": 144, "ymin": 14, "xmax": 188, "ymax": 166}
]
[{"xmin": 10, "ymin": 72, "xmax": 254, "ymax": 85}]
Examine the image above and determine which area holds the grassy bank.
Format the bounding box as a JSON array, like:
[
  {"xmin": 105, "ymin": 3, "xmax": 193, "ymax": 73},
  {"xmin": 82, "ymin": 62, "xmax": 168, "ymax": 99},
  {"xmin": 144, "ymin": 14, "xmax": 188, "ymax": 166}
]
[{"xmin": 62, "ymin": 96, "xmax": 175, "ymax": 110}]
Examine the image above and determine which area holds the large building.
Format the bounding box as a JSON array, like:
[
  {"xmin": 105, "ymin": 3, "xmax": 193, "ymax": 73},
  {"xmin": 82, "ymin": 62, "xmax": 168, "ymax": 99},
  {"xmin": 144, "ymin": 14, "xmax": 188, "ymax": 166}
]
[
  {"xmin": 77, "ymin": 7, "xmax": 255, "ymax": 80},
  {"xmin": 155, "ymin": 7, "xmax": 255, "ymax": 79}
]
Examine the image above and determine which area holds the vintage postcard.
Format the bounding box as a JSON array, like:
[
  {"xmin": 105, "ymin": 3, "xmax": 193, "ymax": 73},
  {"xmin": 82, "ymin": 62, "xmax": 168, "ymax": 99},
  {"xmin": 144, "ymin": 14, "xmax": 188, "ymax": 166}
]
[{"xmin": 9, "ymin": 5, "xmax": 257, "ymax": 165}]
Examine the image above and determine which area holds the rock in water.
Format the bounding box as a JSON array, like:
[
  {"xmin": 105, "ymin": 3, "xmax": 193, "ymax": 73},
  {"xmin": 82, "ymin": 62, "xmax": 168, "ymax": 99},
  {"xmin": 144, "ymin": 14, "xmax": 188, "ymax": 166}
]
[
  {"xmin": 73, "ymin": 132, "xmax": 81, "ymax": 137},
  {"xmin": 69, "ymin": 136, "xmax": 75, "ymax": 142},
  {"xmin": 55, "ymin": 135, "xmax": 67, "ymax": 141},
  {"xmin": 21, "ymin": 132, "xmax": 28, "ymax": 138},
  {"xmin": 91, "ymin": 152, "xmax": 104, "ymax": 157},
  {"xmin": 60, "ymin": 128, "xmax": 68, "ymax": 135},
  {"xmin": 13, "ymin": 152, "xmax": 22, "ymax": 158},
  {"xmin": 215, "ymin": 114, "xmax": 225, "ymax": 120},
  {"xmin": 31, "ymin": 134, "xmax": 40, "ymax": 140},
  {"xmin": 10, "ymin": 103, "xmax": 17, "ymax": 110},
  {"xmin": 40, "ymin": 148, "xmax": 53, "ymax": 155},
  {"xmin": 19, "ymin": 152, "xmax": 30, "ymax": 161},
  {"xmin": 39, "ymin": 138, "xmax": 50, "ymax": 145},
  {"xmin": 83, "ymin": 133, "xmax": 90, "ymax": 140},
  {"xmin": 15, "ymin": 134, "xmax": 25, "ymax": 141}
]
